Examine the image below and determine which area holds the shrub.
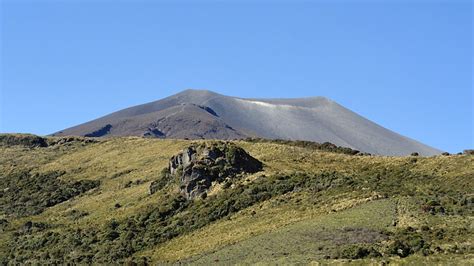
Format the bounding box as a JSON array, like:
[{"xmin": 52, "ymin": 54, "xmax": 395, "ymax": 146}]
[
  {"xmin": 463, "ymin": 149, "xmax": 474, "ymax": 155},
  {"xmin": 5, "ymin": 171, "xmax": 352, "ymax": 263},
  {"xmin": 338, "ymin": 244, "xmax": 381, "ymax": 259},
  {"xmin": 149, "ymin": 168, "xmax": 174, "ymax": 195},
  {"xmin": 387, "ymin": 229, "xmax": 429, "ymax": 258},
  {"xmin": 0, "ymin": 171, "xmax": 100, "ymax": 216},
  {"xmin": 243, "ymin": 138, "xmax": 360, "ymax": 155},
  {"xmin": 0, "ymin": 134, "xmax": 48, "ymax": 148},
  {"xmin": 0, "ymin": 219, "xmax": 9, "ymax": 231}
]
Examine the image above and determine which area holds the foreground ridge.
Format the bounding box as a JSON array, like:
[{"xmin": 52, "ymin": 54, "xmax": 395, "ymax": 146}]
[{"xmin": 0, "ymin": 135, "xmax": 472, "ymax": 264}]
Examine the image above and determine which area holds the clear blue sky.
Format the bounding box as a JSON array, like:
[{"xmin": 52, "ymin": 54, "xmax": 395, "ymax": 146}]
[{"xmin": 1, "ymin": 0, "xmax": 472, "ymax": 153}]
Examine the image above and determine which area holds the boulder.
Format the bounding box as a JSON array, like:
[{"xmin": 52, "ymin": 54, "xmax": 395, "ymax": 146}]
[{"xmin": 168, "ymin": 142, "xmax": 262, "ymax": 199}]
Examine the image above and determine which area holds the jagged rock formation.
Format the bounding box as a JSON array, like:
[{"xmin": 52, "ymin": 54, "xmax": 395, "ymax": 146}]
[{"xmin": 160, "ymin": 142, "xmax": 262, "ymax": 199}]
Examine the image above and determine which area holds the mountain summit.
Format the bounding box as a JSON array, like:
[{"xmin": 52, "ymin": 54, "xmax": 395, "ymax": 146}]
[{"xmin": 53, "ymin": 89, "xmax": 441, "ymax": 156}]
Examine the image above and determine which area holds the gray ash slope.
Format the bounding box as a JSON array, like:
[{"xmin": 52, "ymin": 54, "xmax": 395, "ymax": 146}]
[{"xmin": 53, "ymin": 89, "xmax": 442, "ymax": 156}]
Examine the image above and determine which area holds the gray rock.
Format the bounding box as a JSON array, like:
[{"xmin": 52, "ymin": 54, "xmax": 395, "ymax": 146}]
[{"xmin": 168, "ymin": 142, "xmax": 262, "ymax": 199}]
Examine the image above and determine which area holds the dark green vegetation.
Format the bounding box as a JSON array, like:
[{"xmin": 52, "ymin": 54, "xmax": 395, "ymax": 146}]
[
  {"xmin": 0, "ymin": 134, "xmax": 48, "ymax": 148},
  {"xmin": 185, "ymin": 200, "xmax": 394, "ymax": 264},
  {"xmin": 244, "ymin": 137, "xmax": 363, "ymax": 155},
  {"xmin": 0, "ymin": 170, "xmax": 99, "ymax": 217},
  {"xmin": 0, "ymin": 134, "xmax": 97, "ymax": 149},
  {"xmin": 0, "ymin": 134, "xmax": 472, "ymax": 264}
]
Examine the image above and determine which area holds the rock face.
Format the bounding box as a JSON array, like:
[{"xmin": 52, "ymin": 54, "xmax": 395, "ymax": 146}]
[{"xmin": 168, "ymin": 142, "xmax": 262, "ymax": 199}]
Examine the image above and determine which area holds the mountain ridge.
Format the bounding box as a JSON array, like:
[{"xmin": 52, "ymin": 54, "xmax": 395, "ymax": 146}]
[{"xmin": 53, "ymin": 89, "xmax": 442, "ymax": 156}]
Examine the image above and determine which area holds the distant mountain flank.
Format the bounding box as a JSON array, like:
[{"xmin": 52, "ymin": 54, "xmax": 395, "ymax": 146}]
[{"xmin": 53, "ymin": 89, "xmax": 442, "ymax": 156}]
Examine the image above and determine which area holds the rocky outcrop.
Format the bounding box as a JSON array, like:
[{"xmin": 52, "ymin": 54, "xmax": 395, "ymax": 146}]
[
  {"xmin": 143, "ymin": 128, "xmax": 165, "ymax": 138},
  {"xmin": 84, "ymin": 124, "xmax": 112, "ymax": 137},
  {"xmin": 166, "ymin": 142, "xmax": 262, "ymax": 199},
  {"xmin": 0, "ymin": 134, "xmax": 48, "ymax": 148}
]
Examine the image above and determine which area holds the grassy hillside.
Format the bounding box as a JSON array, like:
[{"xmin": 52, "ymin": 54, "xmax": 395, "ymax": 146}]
[{"xmin": 0, "ymin": 134, "xmax": 472, "ymax": 264}]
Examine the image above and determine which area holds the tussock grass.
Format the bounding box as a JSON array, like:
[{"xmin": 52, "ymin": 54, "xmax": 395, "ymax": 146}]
[{"xmin": 0, "ymin": 136, "xmax": 472, "ymax": 264}]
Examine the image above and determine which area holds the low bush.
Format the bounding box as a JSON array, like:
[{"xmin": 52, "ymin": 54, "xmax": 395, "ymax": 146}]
[
  {"xmin": 0, "ymin": 170, "xmax": 100, "ymax": 217},
  {"xmin": 0, "ymin": 134, "xmax": 48, "ymax": 148},
  {"xmin": 337, "ymin": 244, "xmax": 381, "ymax": 259},
  {"xmin": 4, "ymin": 171, "xmax": 352, "ymax": 263},
  {"xmin": 149, "ymin": 168, "xmax": 174, "ymax": 195},
  {"xmin": 387, "ymin": 228, "xmax": 429, "ymax": 257},
  {"xmin": 243, "ymin": 138, "xmax": 361, "ymax": 155}
]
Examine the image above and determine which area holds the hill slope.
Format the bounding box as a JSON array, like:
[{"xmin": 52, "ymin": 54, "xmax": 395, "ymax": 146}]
[
  {"xmin": 0, "ymin": 134, "xmax": 472, "ymax": 264},
  {"xmin": 53, "ymin": 89, "xmax": 441, "ymax": 156}
]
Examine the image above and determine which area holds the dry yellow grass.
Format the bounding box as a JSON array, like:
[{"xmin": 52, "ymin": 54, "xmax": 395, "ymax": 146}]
[
  {"xmin": 144, "ymin": 192, "xmax": 389, "ymax": 262},
  {"xmin": 1, "ymin": 136, "xmax": 472, "ymax": 264}
]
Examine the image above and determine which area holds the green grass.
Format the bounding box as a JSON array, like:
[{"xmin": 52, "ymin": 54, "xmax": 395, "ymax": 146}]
[
  {"xmin": 184, "ymin": 199, "xmax": 396, "ymax": 264},
  {"xmin": 0, "ymin": 135, "xmax": 472, "ymax": 264}
]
